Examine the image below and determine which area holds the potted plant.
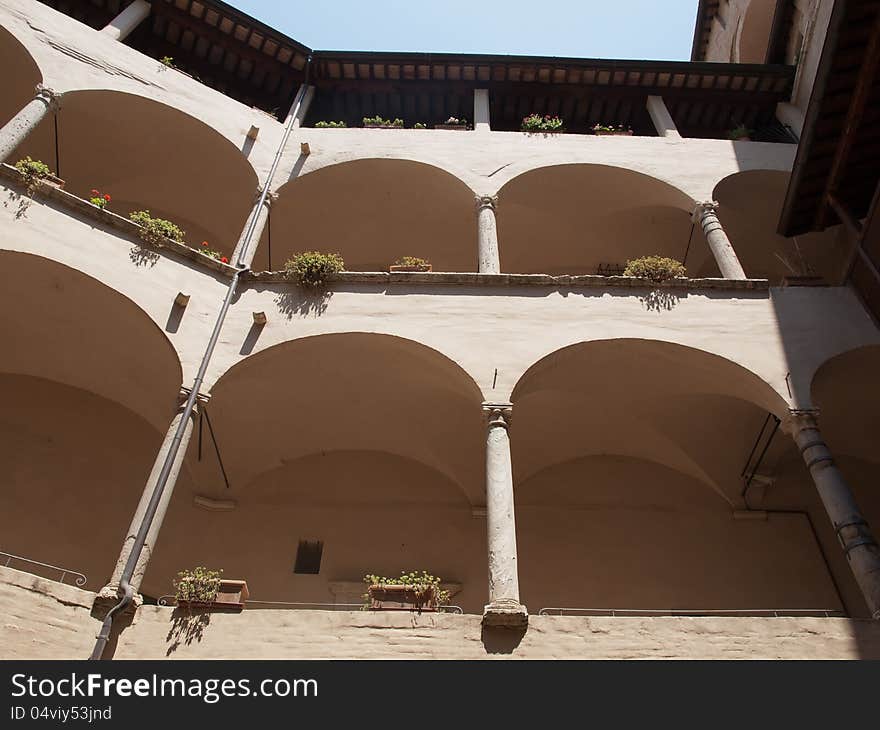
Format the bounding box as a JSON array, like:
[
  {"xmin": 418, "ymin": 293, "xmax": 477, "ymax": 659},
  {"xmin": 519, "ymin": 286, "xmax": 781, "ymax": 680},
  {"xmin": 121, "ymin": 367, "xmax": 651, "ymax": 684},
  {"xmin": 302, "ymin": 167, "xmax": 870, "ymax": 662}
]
[
  {"xmin": 14, "ymin": 156, "xmax": 64, "ymax": 194},
  {"xmin": 363, "ymin": 115, "xmax": 405, "ymax": 129},
  {"xmin": 129, "ymin": 210, "xmax": 186, "ymax": 246},
  {"xmin": 89, "ymin": 188, "xmax": 112, "ymax": 210},
  {"xmin": 592, "ymin": 123, "xmax": 633, "ymax": 136},
  {"xmin": 285, "ymin": 251, "xmax": 345, "ymax": 287},
  {"xmin": 363, "ymin": 571, "xmax": 450, "ymax": 613},
  {"xmin": 199, "ymin": 240, "xmax": 230, "ymax": 265},
  {"xmin": 314, "ymin": 120, "xmax": 347, "ymax": 128},
  {"xmin": 390, "ymin": 256, "xmax": 432, "ymax": 272},
  {"xmin": 414, "ymin": 122, "xmax": 427, "ymax": 129},
  {"xmin": 174, "ymin": 567, "xmax": 249, "ymax": 611},
  {"xmin": 521, "ymin": 113, "xmax": 564, "ymax": 133},
  {"xmin": 623, "ymin": 256, "xmax": 687, "ymax": 282},
  {"xmin": 728, "ymin": 124, "xmax": 751, "ymax": 141},
  {"xmin": 435, "ymin": 116, "xmax": 468, "ymax": 130}
]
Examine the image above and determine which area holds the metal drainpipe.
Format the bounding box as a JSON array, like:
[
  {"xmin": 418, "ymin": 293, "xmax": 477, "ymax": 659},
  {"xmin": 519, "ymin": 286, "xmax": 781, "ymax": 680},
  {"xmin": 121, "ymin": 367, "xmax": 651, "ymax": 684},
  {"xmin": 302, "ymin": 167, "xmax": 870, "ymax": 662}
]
[{"xmin": 89, "ymin": 59, "xmax": 313, "ymax": 661}]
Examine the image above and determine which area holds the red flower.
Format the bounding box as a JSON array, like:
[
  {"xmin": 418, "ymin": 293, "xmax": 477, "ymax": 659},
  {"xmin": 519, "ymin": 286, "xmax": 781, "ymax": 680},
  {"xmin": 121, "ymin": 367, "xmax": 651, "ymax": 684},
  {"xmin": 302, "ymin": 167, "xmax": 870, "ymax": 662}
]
[
  {"xmin": 91, "ymin": 189, "xmax": 99, "ymax": 196},
  {"xmin": 220, "ymin": 256, "xmax": 229, "ymax": 264},
  {"xmin": 103, "ymin": 194, "xmax": 111, "ymax": 202},
  {"xmin": 201, "ymin": 241, "xmax": 209, "ymax": 247}
]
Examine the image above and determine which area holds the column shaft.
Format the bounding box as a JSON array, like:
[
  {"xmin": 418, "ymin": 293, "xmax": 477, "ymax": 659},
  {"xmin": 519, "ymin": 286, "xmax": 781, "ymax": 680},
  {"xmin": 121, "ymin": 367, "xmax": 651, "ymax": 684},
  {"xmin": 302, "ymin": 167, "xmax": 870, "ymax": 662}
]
[
  {"xmin": 695, "ymin": 202, "xmax": 747, "ymax": 280},
  {"xmin": 232, "ymin": 192, "xmax": 273, "ymax": 268},
  {"xmin": 483, "ymin": 405, "xmax": 527, "ymax": 627},
  {"xmin": 100, "ymin": 398, "xmax": 197, "ymax": 601},
  {"xmin": 476, "ymin": 196, "xmax": 500, "ymax": 274},
  {"xmin": 791, "ymin": 412, "xmax": 880, "ymax": 618},
  {"xmin": 474, "ymin": 89, "xmax": 491, "ymax": 133},
  {"xmin": 101, "ymin": 0, "xmax": 151, "ymax": 42},
  {"xmin": 0, "ymin": 87, "xmax": 58, "ymax": 163}
]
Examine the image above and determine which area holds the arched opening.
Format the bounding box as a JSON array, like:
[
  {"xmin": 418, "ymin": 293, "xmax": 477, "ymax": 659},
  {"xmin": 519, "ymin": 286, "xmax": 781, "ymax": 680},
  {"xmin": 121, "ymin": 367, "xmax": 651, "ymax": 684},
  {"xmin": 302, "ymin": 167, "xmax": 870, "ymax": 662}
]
[
  {"xmin": 738, "ymin": 0, "xmax": 777, "ymax": 64},
  {"xmin": 256, "ymin": 159, "xmax": 477, "ymax": 272},
  {"xmin": 713, "ymin": 171, "xmax": 847, "ymax": 283},
  {"xmin": 6, "ymin": 90, "xmax": 258, "ymax": 257},
  {"xmin": 510, "ymin": 338, "xmax": 843, "ymax": 613},
  {"xmin": 0, "ymin": 252, "xmax": 184, "ymax": 591},
  {"xmin": 0, "ymin": 24, "xmax": 41, "ymax": 128},
  {"xmin": 143, "ymin": 333, "xmax": 489, "ymax": 612},
  {"xmin": 496, "ymin": 165, "xmax": 712, "ymax": 276}
]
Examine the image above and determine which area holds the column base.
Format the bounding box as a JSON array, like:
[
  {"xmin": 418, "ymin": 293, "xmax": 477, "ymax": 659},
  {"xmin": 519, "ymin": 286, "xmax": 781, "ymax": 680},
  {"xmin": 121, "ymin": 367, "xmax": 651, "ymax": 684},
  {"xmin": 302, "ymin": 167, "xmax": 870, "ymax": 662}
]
[
  {"xmin": 482, "ymin": 600, "xmax": 528, "ymax": 628},
  {"xmin": 91, "ymin": 584, "xmax": 143, "ymax": 618}
]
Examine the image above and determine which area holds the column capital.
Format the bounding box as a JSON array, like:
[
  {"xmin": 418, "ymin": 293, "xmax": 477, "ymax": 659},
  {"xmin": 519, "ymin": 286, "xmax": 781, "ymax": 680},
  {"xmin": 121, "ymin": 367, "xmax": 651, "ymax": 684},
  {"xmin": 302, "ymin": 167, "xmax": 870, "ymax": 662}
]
[
  {"xmin": 692, "ymin": 200, "xmax": 719, "ymax": 221},
  {"xmin": 782, "ymin": 407, "xmax": 821, "ymax": 435},
  {"xmin": 253, "ymin": 187, "xmax": 278, "ymax": 207},
  {"xmin": 475, "ymin": 194, "xmax": 498, "ymax": 212},
  {"xmin": 35, "ymin": 84, "xmax": 62, "ymax": 112},
  {"xmin": 483, "ymin": 403, "xmax": 512, "ymax": 429}
]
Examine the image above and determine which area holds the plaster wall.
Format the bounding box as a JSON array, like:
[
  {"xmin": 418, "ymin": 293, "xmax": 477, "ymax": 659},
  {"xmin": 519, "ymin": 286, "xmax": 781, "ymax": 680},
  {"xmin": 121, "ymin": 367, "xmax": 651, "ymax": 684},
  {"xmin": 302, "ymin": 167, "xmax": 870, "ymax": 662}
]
[{"xmin": 3, "ymin": 567, "xmax": 880, "ymax": 659}]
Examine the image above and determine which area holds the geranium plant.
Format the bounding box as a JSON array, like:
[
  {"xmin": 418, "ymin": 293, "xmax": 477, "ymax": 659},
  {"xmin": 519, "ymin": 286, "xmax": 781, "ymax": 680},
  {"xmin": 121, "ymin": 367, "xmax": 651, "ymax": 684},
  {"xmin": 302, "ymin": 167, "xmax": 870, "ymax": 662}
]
[
  {"xmin": 129, "ymin": 210, "xmax": 186, "ymax": 246},
  {"xmin": 284, "ymin": 251, "xmax": 344, "ymax": 287},
  {"xmin": 199, "ymin": 240, "xmax": 229, "ymax": 264},
  {"xmin": 623, "ymin": 256, "xmax": 687, "ymax": 282},
  {"xmin": 314, "ymin": 120, "xmax": 347, "ymax": 128},
  {"xmin": 89, "ymin": 188, "xmax": 111, "ymax": 209},
  {"xmin": 174, "ymin": 567, "xmax": 222, "ymax": 604},
  {"xmin": 14, "ymin": 156, "xmax": 52, "ymax": 195},
  {"xmin": 362, "ymin": 570, "xmax": 450, "ymax": 610},
  {"xmin": 394, "ymin": 256, "xmax": 430, "ymax": 268},
  {"xmin": 592, "ymin": 123, "xmax": 632, "ymax": 134},
  {"xmin": 444, "ymin": 116, "xmax": 465, "ymax": 125},
  {"xmin": 521, "ymin": 114, "xmax": 564, "ymax": 132}
]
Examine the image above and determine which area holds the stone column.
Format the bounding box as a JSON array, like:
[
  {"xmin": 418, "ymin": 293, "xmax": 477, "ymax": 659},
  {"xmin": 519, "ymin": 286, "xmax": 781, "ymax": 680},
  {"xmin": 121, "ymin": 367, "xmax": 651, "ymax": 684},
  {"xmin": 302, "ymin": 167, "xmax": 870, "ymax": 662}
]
[
  {"xmin": 96, "ymin": 392, "xmax": 198, "ymax": 606},
  {"xmin": 101, "ymin": 0, "xmax": 151, "ymax": 42},
  {"xmin": 646, "ymin": 95, "xmax": 680, "ymax": 138},
  {"xmin": 788, "ymin": 410, "xmax": 880, "ymax": 619},
  {"xmin": 0, "ymin": 85, "xmax": 61, "ymax": 164},
  {"xmin": 476, "ymin": 195, "xmax": 501, "ymax": 274},
  {"xmin": 482, "ymin": 404, "xmax": 528, "ymax": 627},
  {"xmin": 693, "ymin": 201, "xmax": 747, "ymax": 280},
  {"xmin": 232, "ymin": 189, "xmax": 276, "ymax": 268}
]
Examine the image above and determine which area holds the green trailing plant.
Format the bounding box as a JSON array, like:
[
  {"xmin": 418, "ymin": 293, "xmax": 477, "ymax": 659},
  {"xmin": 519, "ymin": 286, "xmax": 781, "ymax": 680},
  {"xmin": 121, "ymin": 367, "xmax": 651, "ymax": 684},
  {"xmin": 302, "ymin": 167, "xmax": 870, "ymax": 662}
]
[
  {"xmin": 521, "ymin": 113, "xmax": 564, "ymax": 132},
  {"xmin": 160, "ymin": 56, "xmax": 175, "ymax": 68},
  {"xmin": 14, "ymin": 156, "xmax": 52, "ymax": 195},
  {"xmin": 413, "ymin": 122, "xmax": 427, "ymax": 129},
  {"xmin": 592, "ymin": 123, "xmax": 631, "ymax": 134},
  {"xmin": 129, "ymin": 210, "xmax": 186, "ymax": 246},
  {"xmin": 174, "ymin": 567, "xmax": 222, "ymax": 604},
  {"xmin": 362, "ymin": 570, "xmax": 450, "ymax": 609},
  {"xmin": 285, "ymin": 251, "xmax": 344, "ymax": 287},
  {"xmin": 623, "ymin": 256, "xmax": 687, "ymax": 282},
  {"xmin": 728, "ymin": 124, "xmax": 751, "ymax": 140},
  {"xmin": 362, "ymin": 115, "xmax": 404, "ymax": 128},
  {"xmin": 314, "ymin": 120, "xmax": 347, "ymax": 128},
  {"xmin": 394, "ymin": 256, "xmax": 430, "ymax": 268}
]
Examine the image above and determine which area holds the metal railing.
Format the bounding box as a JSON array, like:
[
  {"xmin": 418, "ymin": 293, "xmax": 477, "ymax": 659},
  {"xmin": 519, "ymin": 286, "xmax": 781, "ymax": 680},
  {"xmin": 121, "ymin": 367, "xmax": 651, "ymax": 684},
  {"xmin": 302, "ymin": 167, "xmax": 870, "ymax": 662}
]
[
  {"xmin": 156, "ymin": 596, "xmax": 463, "ymax": 613},
  {"xmin": 0, "ymin": 550, "xmax": 87, "ymax": 587},
  {"xmin": 538, "ymin": 607, "xmax": 846, "ymax": 618}
]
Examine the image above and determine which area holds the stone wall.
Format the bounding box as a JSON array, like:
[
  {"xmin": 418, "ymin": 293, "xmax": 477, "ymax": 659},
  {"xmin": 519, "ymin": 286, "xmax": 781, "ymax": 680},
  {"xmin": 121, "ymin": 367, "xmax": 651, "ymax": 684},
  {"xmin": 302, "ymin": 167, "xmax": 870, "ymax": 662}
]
[{"xmin": 3, "ymin": 568, "xmax": 880, "ymax": 659}]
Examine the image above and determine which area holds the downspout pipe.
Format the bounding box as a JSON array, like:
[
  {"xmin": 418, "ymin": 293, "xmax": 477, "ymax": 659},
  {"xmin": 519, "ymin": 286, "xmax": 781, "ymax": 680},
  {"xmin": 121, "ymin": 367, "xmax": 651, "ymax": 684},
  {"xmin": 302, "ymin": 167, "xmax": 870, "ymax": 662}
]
[{"xmin": 90, "ymin": 60, "xmax": 313, "ymax": 661}]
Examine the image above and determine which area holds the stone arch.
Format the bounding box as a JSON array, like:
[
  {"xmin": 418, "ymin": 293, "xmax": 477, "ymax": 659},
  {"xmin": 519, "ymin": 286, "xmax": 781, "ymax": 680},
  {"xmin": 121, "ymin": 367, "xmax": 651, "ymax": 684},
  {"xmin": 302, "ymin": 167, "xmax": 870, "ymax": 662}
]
[
  {"xmin": 713, "ymin": 170, "xmax": 846, "ymax": 283},
  {"xmin": 0, "ymin": 23, "xmax": 42, "ymax": 128},
  {"xmin": 495, "ymin": 164, "xmax": 710, "ymax": 276},
  {"xmin": 7, "ymin": 89, "xmax": 259, "ymax": 256},
  {"xmin": 255, "ymin": 158, "xmax": 478, "ymax": 272}
]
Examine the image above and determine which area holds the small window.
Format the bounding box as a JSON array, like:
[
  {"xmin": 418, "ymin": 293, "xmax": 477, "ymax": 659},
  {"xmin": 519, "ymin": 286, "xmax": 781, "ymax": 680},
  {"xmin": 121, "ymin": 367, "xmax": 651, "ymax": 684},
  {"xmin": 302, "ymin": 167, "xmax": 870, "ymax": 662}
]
[{"xmin": 293, "ymin": 540, "xmax": 323, "ymax": 574}]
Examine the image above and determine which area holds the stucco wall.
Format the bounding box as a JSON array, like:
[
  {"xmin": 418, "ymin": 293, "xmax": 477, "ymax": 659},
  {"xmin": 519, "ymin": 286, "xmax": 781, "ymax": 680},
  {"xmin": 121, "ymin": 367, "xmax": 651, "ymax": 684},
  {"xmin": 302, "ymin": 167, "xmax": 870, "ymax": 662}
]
[{"xmin": 2, "ymin": 567, "xmax": 879, "ymax": 659}]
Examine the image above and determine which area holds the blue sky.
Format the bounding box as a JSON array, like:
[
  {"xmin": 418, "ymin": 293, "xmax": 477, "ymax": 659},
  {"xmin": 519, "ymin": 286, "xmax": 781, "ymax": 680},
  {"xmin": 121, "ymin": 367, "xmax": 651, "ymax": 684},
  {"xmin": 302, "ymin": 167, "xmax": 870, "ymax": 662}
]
[{"xmin": 231, "ymin": 1, "xmax": 700, "ymax": 60}]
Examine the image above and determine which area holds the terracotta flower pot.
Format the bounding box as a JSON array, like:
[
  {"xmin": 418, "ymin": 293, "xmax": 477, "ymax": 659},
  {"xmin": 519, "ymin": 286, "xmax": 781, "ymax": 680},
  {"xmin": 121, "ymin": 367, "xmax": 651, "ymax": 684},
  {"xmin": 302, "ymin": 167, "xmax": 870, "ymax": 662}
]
[
  {"xmin": 593, "ymin": 130, "xmax": 633, "ymax": 136},
  {"xmin": 176, "ymin": 579, "xmax": 249, "ymax": 611},
  {"xmin": 389, "ymin": 264, "xmax": 432, "ymax": 272},
  {"xmin": 782, "ymin": 275, "xmax": 824, "ymax": 287},
  {"xmin": 39, "ymin": 173, "xmax": 65, "ymax": 190},
  {"xmin": 434, "ymin": 124, "xmax": 468, "ymax": 131},
  {"xmin": 368, "ymin": 584, "xmax": 438, "ymax": 612}
]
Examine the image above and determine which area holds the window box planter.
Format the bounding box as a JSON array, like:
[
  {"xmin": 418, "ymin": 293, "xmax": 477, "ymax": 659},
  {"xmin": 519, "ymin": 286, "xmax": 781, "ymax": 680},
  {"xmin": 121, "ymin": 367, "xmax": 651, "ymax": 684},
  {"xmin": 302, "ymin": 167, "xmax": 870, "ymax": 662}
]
[
  {"xmin": 523, "ymin": 129, "xmax": 565, "ymax": 135},
  {"xmin": 434, "ymin": 124, "xmax": 468, "ymax": 131},
  {"xmin": 593, "ymin": 130, "xmax": 633, "ymax": 136},
  {"xmin": 367, "ymin": 584, "xmax": 439, "ymax": 612},
  {"xmin": 364, "ymin": 124, "xmax": 403, "ymax": 129},
  {"xmin": 176, "ymin": 579, "xmax": 249, "ymax": 611},
  {"xmin": 782, "ymin": 275, "xmax": 824, "ymax": 286},
  {"xmin": 39, "ymin": 173, "xmax": 66, "ymax": 190},
  {"xmin": 389, "ymin": 263, "xmax": 432, "ymax": 272}
]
